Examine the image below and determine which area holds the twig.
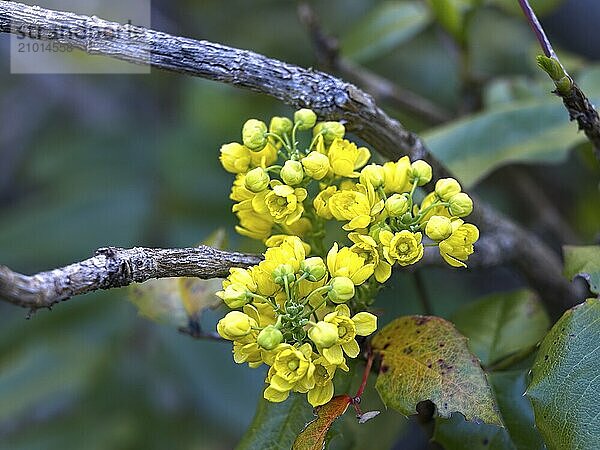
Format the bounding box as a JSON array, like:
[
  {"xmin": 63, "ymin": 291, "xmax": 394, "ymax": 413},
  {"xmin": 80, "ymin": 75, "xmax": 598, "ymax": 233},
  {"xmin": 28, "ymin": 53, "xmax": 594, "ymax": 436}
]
[
  {"xmin": 0, "ymin": 246, "xmax": 261, "ymax": 310},
  {"xmin": 0, "ymin": 1, "xmax": 583, "ymax": 317},
  {"xmin": 296, "ymin": 1, "xmax": 451, "ymax": 125},
  {"xmin": 518, "ymin": 0, "xmax": 600, "ymax": 161}
]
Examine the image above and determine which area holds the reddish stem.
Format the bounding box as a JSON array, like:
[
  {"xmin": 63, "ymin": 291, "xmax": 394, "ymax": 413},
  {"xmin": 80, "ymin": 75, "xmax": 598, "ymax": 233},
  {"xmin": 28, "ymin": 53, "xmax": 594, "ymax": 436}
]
[
  {"xmin": 354, "ymin": 348, "xmax": 374, "ymax": 399},
  {"xmin": 517, "ymin": 0, "xmax": 556, "ymax": 59}
]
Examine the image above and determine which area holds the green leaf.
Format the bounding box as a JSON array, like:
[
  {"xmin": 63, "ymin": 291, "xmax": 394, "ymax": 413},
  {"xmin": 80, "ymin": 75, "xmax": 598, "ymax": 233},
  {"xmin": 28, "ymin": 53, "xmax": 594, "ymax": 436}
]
[
  {"xmin": 341, "ymin": 1, "xmax": 430, "ymax": 63},
  {"xmin": 452, "ymin": 289, "xmax": 550, "ymax": 368},
  {"xmin": 424, "ymin": 99, "xmax": 584, "ymax": 188},
  {"xmin": 434, "ymin": 371, "xmax": 545, "ymax": 450},
  {"xmin": 237, "ymin": 394, "xmax": 314, "ymax": 450},
  {"xmin": 527, "ymin": 298, "xmax": 600, "ymax": 450},
  {"xmin": 563, "ymin": 245, "xmax": 600, "ymax": 295},
  {"xmin": 292, "ymin": 395, "xmax": 352, "ymax": 450},
  {"xmin": 371, "ymin": 316, "xmax": 502, "ymax": 425}
]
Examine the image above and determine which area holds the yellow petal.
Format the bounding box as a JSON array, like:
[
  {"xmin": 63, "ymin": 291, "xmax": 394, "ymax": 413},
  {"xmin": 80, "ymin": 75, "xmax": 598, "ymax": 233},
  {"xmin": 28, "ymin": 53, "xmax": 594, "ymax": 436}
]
[
  {"xmin": 352, "ymin": 312, "xmax": 378, "ymax": 336},
  {"xmin": 264, "ymin": 386, "xmax": 290, "ymax": 403},
  {"xmin": 342, "ymin": 339, "xmax": 360, "ymax": 358},
  {"xmin": 307, "ymin": 382, "xmax": 335, "ymax": 407},
  {"xmin": 322, "ymin": 345, "xmax": 344, "ymax": 365}
]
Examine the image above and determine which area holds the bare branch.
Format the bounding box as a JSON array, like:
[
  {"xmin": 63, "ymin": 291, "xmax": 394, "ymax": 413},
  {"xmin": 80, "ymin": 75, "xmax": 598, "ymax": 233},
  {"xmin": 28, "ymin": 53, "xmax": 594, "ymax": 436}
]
[
  {"xmin": 0, "ymin": 1, "xmax": 584, "ymax": 317},
  {"xmin": 296, "ymin": 1, "xmax": 451, "ymax": 125},
  {"xmin": 0, "ymin": 246, "xmax": 261, "ymax": 310}
]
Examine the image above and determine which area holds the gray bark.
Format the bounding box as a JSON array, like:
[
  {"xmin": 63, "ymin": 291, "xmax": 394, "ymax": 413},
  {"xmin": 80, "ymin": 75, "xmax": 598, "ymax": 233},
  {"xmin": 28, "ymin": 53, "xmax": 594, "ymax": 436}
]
[{"xmin": 0, "ymin": 246, "xmax": 261, "ymax": 310}]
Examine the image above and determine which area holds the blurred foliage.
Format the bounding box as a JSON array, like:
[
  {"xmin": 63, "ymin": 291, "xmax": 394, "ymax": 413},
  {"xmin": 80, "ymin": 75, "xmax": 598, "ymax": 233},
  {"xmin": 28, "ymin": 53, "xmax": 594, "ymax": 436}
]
[{"xmin": 0, "ymin": 0, "xmax": 599, "ymax": 448}]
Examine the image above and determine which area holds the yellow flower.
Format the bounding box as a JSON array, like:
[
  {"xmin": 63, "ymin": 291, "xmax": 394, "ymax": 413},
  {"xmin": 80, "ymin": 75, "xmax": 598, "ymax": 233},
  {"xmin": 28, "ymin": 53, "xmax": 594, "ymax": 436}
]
[
  {"xmin": 314, "ymin": 186, "xmax": 337, "ymax": 220},
  {"xmin": 318, "ymin": 304, "xmax": 377, "ymax": 365},
  {"xmin": 410, "ymin": 160, "xmax": 432, "ymax": 186},
  {"xmin": 264, "ymin": 343, "xmax": 316, "ymax": 402},
  {"xmin": 249, "ymin": 141, "xmax": 279, "ymax": 167},
  {"xmin": 359, "ymin": 164, "xmax": 385, "ymax": 188},
  {"xmin": 302, "ymin": 151, "xmax": 331, "ymax": 180},
  {"xmin": 234, "ymin": 208, "xmax": 273, "ymax": 240},
  {"xmin": 380, "ymin": 230, "xmax": 424, "ymax": 266},
  {"xmin": 307, "ymin": 356, "xmax": 337, "ymax": 407},
  {"xmin": 253, "ymin": 182, "xmax": 308, "ymax": 226},
  {"xmin": 309, "ymin": 321, "xmax": 339, "ymax": 348},
  {"xmin": 233, "ymin": 341, "xmax": 263, "ymax": 368},
  {"xmin": 265, "ymin": 235, "xmax": 311, "ymax": 255},
  {"xmin": 327, "ymin": 138, "xmax": 371, "ymax": 178},
  {"xmin": 327, "ymin": 243, "xmax": 375, "ymax": 285},
  {"xmin": 242, "ymin": 119, "xmax": 268, "ymax": 151},
  {"xmin": 255, "ymin": 235, "xmax": 307, "ymax": 296},
  {"xmin": 282, "ymin": 217, "xmax": 313, "ymax": 239},
  {"xmin": 294, "ymin": 109, "xmax": 317, "ymax": 130},
  {"xmin": 382, "ymin": 156, "xmax": 412, "ymax": 194},
  {"xmin": 244, "ymin": 167, "xmax": 270, "ymax": 193},
  {"xmin": 418, "ymin": 192, "xmax": 450, "ymax": 224},
  {"xmin": 448, "ymin": 192, "xmax": 473, "ymax": 217},
  {"xmin": 220, "ymin": 143, "xmax": 252, "ymax": 174},
  {"xmin": 217, "ymin": 311, "xmax": 257, "ymax": 341},
  {"xmin": 435, "ymin": 178, "xmax": 462, "ymax": 201},
  {"xmin": 230, "ymin": 174, "xmax": 255, "ymax": 203},
  {"xmin": 425, "ymin": 215, "xmax": 453, "ymax": 241},
  {"xmin": 348, "ymin": 232, "xmax": 392, "ymax": 283},
  {"xmin": 328, "ymin": 183, "xmax": 384, "ymax": 231},
  {"xmin": 313, "ymin": 121, "xmax": 345, "ymax": 146},
  {"xmin": 328, "ymin": 276, "xmax": 355, "ymax": 303},
  {"xmin": 280, "ymin": 160, "xmax": 305, "ymax": 186},
  {"xmin": 439, "ymin": 220, "xmax": 479, "ymax": 267}
]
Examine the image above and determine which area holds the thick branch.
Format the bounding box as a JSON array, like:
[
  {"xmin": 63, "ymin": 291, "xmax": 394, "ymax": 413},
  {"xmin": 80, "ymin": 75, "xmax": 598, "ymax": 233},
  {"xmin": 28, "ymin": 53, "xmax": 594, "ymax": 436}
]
[
  {"xmin": 0, "ymin": 246, "xmax": 261, "ymax": 310},
  {"xmin": 0, "ymin": 1, "xmax": 582, "ymax": 316}
]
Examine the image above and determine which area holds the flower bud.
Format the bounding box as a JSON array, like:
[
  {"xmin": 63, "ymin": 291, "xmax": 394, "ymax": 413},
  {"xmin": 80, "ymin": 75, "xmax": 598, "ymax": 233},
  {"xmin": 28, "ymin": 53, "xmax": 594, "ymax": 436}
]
[
  {"xmin": 219, "ymin": 143, "xmax": 251, "ymax": 174},
  {"xmin": 385, "ymin": 193, "xmax": 410, "ymax": 217},
  {"xmin": 280, "ymin": 160, "xmax": 305, "ymax": 186},
  {"xmin": 242, "ymin": 119, "xmax": 268, "ymax": 151},
  {"xmin": 369, "ymin": 221, "xmax": 391, "ymax": 242},
  {"xmin": 425, "ymin": 215, "xmax": 453, "ymax": 241},
  {"xmin": 448, "ymin": 193, "xmax": 473, "ymax": 217},
  {"xmin": 300, "ymin": 257, "xmax": 327, "ymax": 282},
  {"xmin": 360, "ymin": 164, "xmax": 385, "ymax": 188},
  {"xmin": 217, "ymin": 311, "xmax": 255, "ymax": 340},
  {"xmin": 272, "ymin": 264, "xmax": 295, "ymax": 285},
  {"xmin": 410, "ymin": 160, "xmax": 432, "ymax": 186},
  {"xmin": 313, "ymin": 121, "xmax": 345, "ymax": 146},
  {"xmin": 269, "ymin": 116, "xmax": 293, "ymax": 137},
  {"xmin": 294, "ymin": 109, "xmax": 317, "ymax": 131},
  {"xmin": 257, "ymin": 325, "xmax": 284, "ymax": 350},
  {"xmin": 435, "ymin": 178, "xmax": 461, "ymax": 201},
  {"xmin": 244, "ymin": 167, "xmax": 270, "ymax": 192},
  {"xmin": 302, "ymin": 151, "xmax": 330, "ymax": 180},
  {"xmin": 328, "ymin": 276, "xmax": 355, "ymax": 303},
  {"xmin": 218, "ymin": 283, "xmax": 251, "ymax": 309},
  {"xmin": 308, "ymin": 321, "xmax": 339, "ymax": 348}
]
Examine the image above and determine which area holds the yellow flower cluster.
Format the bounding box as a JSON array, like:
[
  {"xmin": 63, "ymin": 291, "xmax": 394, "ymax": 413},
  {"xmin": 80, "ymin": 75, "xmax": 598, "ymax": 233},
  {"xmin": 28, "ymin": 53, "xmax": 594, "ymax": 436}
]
[
  {"xmin": 219, "ymin": 109, "xmax": 479, "ymax": 272},
  {"xmin": 217, "ymin": 109, "xmax": 480, "ymax": 407},
  {"xmin": 216, "ymin": 236, "xmax": 377, "ymax": 407}
]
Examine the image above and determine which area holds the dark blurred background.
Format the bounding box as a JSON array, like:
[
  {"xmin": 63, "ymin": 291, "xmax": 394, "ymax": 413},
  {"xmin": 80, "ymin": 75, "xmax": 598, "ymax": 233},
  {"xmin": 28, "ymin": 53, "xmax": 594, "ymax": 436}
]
[{"xmin": 0, "ymin": 1, "xmax": 598, "ymax": 449}]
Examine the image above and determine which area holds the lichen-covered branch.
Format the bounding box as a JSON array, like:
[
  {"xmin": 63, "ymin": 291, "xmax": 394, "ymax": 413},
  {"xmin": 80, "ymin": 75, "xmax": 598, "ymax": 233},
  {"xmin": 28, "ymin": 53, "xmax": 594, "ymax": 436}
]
[
  {"xmin": 0, "ymin": 1, "xmax": 582, "ymax": 316},
  {"xmin": 0, "ymin": 246, "xmax": 262, "ymax": 310}
]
